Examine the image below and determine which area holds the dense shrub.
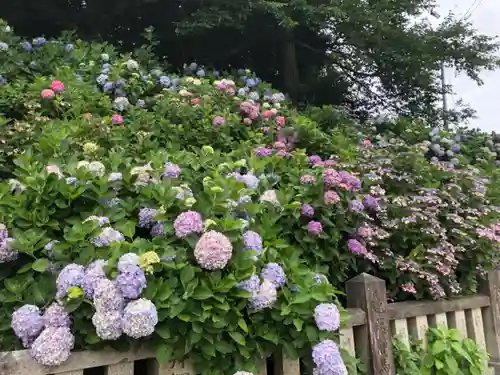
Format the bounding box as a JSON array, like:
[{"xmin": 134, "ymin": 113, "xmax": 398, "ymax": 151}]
[{"xmin": 1, "ymin": 18, "xmax": 500, "ymax": 375}]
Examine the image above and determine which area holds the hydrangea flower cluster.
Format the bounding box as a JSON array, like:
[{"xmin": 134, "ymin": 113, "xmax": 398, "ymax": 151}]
[
  {"xmin": 194, "ymin": 230, "xmax": 233, "ymax": 269},
  {"xmin": 312, "ymin": 340, "xmax": 347, "ymax": 375},
  {"xmin": 0, "ymin": 223, "xmax": 17, "ymax": 263}
]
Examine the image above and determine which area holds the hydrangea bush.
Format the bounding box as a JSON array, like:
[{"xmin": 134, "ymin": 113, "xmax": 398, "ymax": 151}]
[{"xmin": 1, "ymin": 17, "xmax": 500, "ymax": 375}]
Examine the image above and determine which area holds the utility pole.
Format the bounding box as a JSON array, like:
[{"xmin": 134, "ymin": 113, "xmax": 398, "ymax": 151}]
[{"xmin": 441, "ymin": 62, "xmax": 448, "ymax": 129}]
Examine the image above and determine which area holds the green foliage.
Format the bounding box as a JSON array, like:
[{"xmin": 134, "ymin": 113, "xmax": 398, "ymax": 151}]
[{"xmin": 393, "ymin": 327, "xmax": 490, "ymax": 375}]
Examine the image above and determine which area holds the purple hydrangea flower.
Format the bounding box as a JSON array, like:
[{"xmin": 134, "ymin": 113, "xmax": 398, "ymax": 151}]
[
  {"xmin": 163, "ymin": 163, "xmax": 180, "ymax": 178},
  {"xmin": 312, "ymin": 340, "xmax": 347, "ymax": 375},
  {"xmin": 138, "ymin": 208, "xmax": 158, "ymax": 229},
  {"xmin": 348, "ymin": 200, "xmax": 364, "ymax": 212},
  {"xmin": 248, "ymin": 280, "xmax": 277, "ymax": 310},
  {"xmin": 83, "ymin": 260, "xmax": 108, "ymax": 299},
  {"xmin": 237, "ymin": 275, "xmax": 261, "ymax": 294},
  {"xmin": 254, "ymin": 147, "xmax": 273, "ymax": 157},
  {"xmin": 242, "ymin": 231, "xmax": 263, "ymax": 256},
  {"xmin": 260, "ymin": 263, "xmax": 286, "ymax": 288},
  {"xmin": 174, "ymin": 211, "xmax": 204, "ymax": 238},
  {"xmin": 309, "ymin": 155, "xmax": 322, "ymax": 165},
  {"xmin": 122, "ymin": 298, "xmax": 158, "ymax": 338},
  {"xmin": 30, "ymin": 327, "xmax": 74, "ymax": 367},
  {"xmin": 92, "ymin": 310, "xmax": 122, "ymax": 340},
  {"xmin": 194, "ymin": 231, "xmax": 233, "ymax": 270},
  {"xmin": 314, "ymin": 303, "xmax": 340, "ymax": 331},
  {"xmin": 11, "ymin": 305, "xmax": 44, "ymax": 347},
  {"xmin": 93, "ymin": 279, "xmax": 124, "ymax": 312},
  {"xmin": 117, "ymin": 253, "xmax": 139, "ymax": 272},
  {"xmin": 150, "ymin": 222, "xmax": 166, "ymax": 237},
  {"xmin": 347, "ymin": 239, "xmax": 366, "ymax": 255},
  {"xmin": 362, "ymin": 195, "xmax": 379, "ymax": 211},
  {"xmin": 43, "ymin": 303, "xmax": 71, "ymax": 328},
  {"xmin": 308, "ymin": 221, "xmax": 323, "ymax": 236},
  {"xmin": 116, "ymin": 264, "xmax": 147, "ymax": 299},
  {"xmin": 56, "ymin": 264, "xmax": 85, "ymax": 299},
  {"xmin": 301, "ymin": 204, "xmax": 314, "ymax": 218},
  {"xmin": 91, "ymin": 228, "xmax": 125, "ymax": 247},
  {"xmin": 83, "ymin": 215, "xmax": 110, "ymax": 227}
]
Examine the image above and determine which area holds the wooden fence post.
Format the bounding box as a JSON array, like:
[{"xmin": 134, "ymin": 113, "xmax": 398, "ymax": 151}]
[
  {"xmin": 346, "ymin": 273, "xmax": 395, "ymax": 375},
  {"xmin": 480, "ymin": 269, "xmax": 500, "ymax": 374}
]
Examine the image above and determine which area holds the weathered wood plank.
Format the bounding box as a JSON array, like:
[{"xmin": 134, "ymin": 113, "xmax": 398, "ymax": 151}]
[
  {"xmin": 390, "ymin": 319, "xmax": 410, "ymax": 347},
  {"xmin": 480, "ymin": 269, "xmax": 500, "ymax": 375},
  {"xmin": 346, "ymin": 273, "xmax": 395, "ymax": 375},
  {"xmin": 387, "ymin": 295, "xmax": 490, "ymax": 320},
  {"xmin": 148, "ymin": 360, "xmax": 195, "ymax": 375},
  {"xmin": 273, "ymin": 350, "xmax": 299, "ymax": 375},
  {"xmin": 57, "ymin": 372, "xmax": 84, "ymax": 375},
  {"xmin": 345, "ymin": 308, "xmax": 367, "ymax": 328},
  {"xmin": 466, "ymin": 308, "xmax": 487, "ymax": 350},
  {"xmin": 0, "ymin": 350, "xmax": 153, "ymax": 375},
  {"xmin": 339, "ymin": 327, "xmax": 356, "ymax": 357},
  {"xmin": 104, "ymin": 362, "xmax": 134, "ymax": 375},
  {"xmin": 446, "ymin": 310, "xmax": 468, "ymax": 339},
  {"xmin": 407, "ymin": 316, "xmax": 429, "ymax": 349}
]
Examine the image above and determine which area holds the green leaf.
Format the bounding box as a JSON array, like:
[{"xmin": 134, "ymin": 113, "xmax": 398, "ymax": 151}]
[
  {"xmin": 180, "ymin": 266, "xmax": 195, "ymax": 288},
  {"xmin": 293, "ymin": 318, "xmax": 303, "ymax": 331},
  {"xmin": 169, "ymin": 300, "xmax": 186, "ymax": 318},
  {"xmin": 115, "ymin": 220, "xmax": 136, "ymax": 238},
  {"xmin": 192, "ymin": 285, "xmax": 214, "ymax": 300},
  {"xmin": 238, "ymin": 318, "xmax": 248, "ymax": 333},
  {"xmin": 451, "ymin": 342, "xmax": 473, "ymax": 363},
  {"xmin": 156, "ymin": 344, "xmax": 173, "ymax": 364},
  {"xmin": 434, "ymin": 359, "xmax": 444, "ymax": 369},
  {"xmin": 228, "ymin": 331, "xmax": 246, "ymax": 346},
  {"xmin": 431, "ymin": 340, "xmax": 447, "ymax": 355},
  {"xmin": 291, "ymin": 293, "xmax": 311, "ymax": 304},
  {"xmin": 215, "ymin": 340, "xmax": 234, "ymax": 354},
  {"xmin": 32, "ymin": 258, "xmax": 50, "ymax": 272},
  {"xmin": 444, "ymin": 354, "xmax": 458, "ymax": 374}
]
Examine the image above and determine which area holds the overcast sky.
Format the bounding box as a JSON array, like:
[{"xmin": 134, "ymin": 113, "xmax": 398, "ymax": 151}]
[{"xmin": 435, "ymin": 0, "xmax": 499, "ymax": 131}]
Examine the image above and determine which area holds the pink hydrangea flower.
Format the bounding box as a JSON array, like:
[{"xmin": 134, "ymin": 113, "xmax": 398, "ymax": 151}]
[
  {"xmin": 276, "ymin": 116, "xmax": 285, "ymax": 127},
  {"xmin": 173, "ymin": 211, "xmax": 203, "ymax": 238},
  {"xmin": 262, "ymin": 110, "xmax": 274, "ymax": 119},
  {"xmin": 112, "ymin": 114, "xmax": 124, "ymax": 125},
  {"xmin": 243, "ymin": 118, "xmax": 253, "ymax": 125},
  {"xmin": 194, "ymin": 231, "xmax": 233, "ymax": 270},
  {"xmin": 212, "ymin": 116, "xmax": 225, "ymax": 127},
  {"xmin": 324, "ymin": 191, "xmax": 340, "ymax": 205},
  {"xmin": 41, "ymin": 89, "xmax": 55, "ymax": 100},
  {"xmin": 191, "ymin": 98, "xmax": 201, "ymax": 106},
  {"xmin": 50, "ymin": 80, "xmax": 64, "ymax": 93}
]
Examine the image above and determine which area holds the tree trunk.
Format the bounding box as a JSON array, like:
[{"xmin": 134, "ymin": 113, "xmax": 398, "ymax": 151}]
[{"xmin": 282, "ymin": 29, "xmax": 300, "ymax": 102}]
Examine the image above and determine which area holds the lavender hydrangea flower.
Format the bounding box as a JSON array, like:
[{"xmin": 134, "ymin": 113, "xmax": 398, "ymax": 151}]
[
  {"xmin": 249, "ymin": 280, "xmax": 277, "ymax": 310},
  {"xmin": 314, "ymin": 303, "xmax": 340, "ymax": 332},
  {"xmin": 92, "ymin": 310, "xmax": 122, "ymax": 340},
  {"xmin": 108, "ymin": 172, "xmax": 123, "ymax": 182},
  {"xmin": 301, "ymin": 204, "xmax": 314, "ymax": 218},
  {"xmin": 348, "ymin": 200, "xmax": 364, "ymax": 212},
  {"xmin": 237, "ymin": 275, "xmax": 261, "ymax": 294},
  {"xmin": 44, "ymin": 240, "xmax": 59, "ymax": 258},
  {"xmin": 194, "ymin": 231, "xmax": 233, "ymax": 270},
  {"xmin": 240, "ymin": 173, "xmax": 259, "ymax": 189},
  {"xmin": 362, "ymin": 195, "xmax": 379, "ymax": 211},
  {"xmin": 163, "ymin": 163, "xmax": 181, "ymax": 178},
  {"xmin": 261, "ymin": 263, "xmax": 286, "ymax": 288},
  {"xmin": 91, "ymin": 228, "xmax": 125, "ymax": 247},
  {"xmin": 122, "ymin": 298, "xmax": 158, "ymax": 338},
  {"xmin": 83, "ymin": 215, "xmax": 110, "ymax": 227},
  {"xmin": 312, "ymin": 340, "xmax": 347, "ymax": 375},
  {"xmin": 347, "ymin": 239, "xmax": 366, "ymax": 255},
  {"xmin": 30, "ymin": 327, "xmax": 75, "ymax": 367},
  {"xmin": 0, "ymin": 236, "xmax": 18, "ymax": 263},
  {"xmin": 174, "ymin": 211, "xmax": 204, "ymax": 238},
  {"xmin": 83, "ymin": 260, "xmax": 108, "ymax": 299},
  {"xmin": 93, "ymin": 279, "xmax": 124, "ymax": 312},
  {"xmin": 242, "ymin": 231, "xmax": 263, "ymax": 256},
  {"xmin": 234, "ymin": 372, "xmax": 254, "ymax": 375},
  {"xmin": 56, "ymin": 264, "xmax": 85, "ymax": 299},
  {"xmin": 43, "ymin": 303, "xmax": 71, "ymax": 328},
  {"xmin": 260, "ymin": 190, "xmax": 280, "ymax": 206},
  {"xmin": 138, "ymin": 208, "xmax": 158, "ymax": 229},
  {"xmin": 116, "ymin": 264, "xmax": 147, "ymax": 299},
  {"xmin": 11, "ymin": 305, "xmax": 44, "ymax": 347},
  {"xmin": 117, "ymin": 253, "xmax": 139, "ymax": 272}
]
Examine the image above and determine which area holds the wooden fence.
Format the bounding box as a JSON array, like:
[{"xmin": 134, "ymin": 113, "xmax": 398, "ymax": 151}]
[{"xmin": 1, "ymin": 270, "xmax": 500, "ymax": 375}]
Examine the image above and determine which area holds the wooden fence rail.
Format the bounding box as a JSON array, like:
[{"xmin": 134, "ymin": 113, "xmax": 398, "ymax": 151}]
[{"xmin": 2, "ymin": 270, "xmax": 500, "ymax": 375}]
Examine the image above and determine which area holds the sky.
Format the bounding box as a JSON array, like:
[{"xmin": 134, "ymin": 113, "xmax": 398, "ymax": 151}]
[{"xmin": 435, "ymin": 0, "xmax": 500, "ymax": 131}]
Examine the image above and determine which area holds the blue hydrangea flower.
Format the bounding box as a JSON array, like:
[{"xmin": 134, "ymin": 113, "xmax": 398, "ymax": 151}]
[
  {"xmin": 122, "ymin": 298, "xmax": 158, "ymax": 338},
  {"xmin": 83, "ymin": 260, "xmax": 108, "ymax": 299},
  {"xmin": 93, "ymin": 279, "xmax": 124, "ymax": 311},
  {"xmin": 43, "ymin": 302, "xmax": 71, "ymax": 328},
  {"xmin": 242, "ymin": 231, "xmax": 263, "ymax": 256},
  {"xmin": 22, "ymin": 41, "xmax": 32, "ymax": 51},
  {"xmin": 116, "ymin": 264, "xmax": 147, "ymax": 299},
  {"xmin": 65, "ymin": 43, "xmax": 74, "ymax": 51},
  {"xmin": 33, "ymin": 37, "xmax": 46, "ymax": 46},
  {"xmin": 248, "ymin": 280, "xmax": 277, "ymax": 310},
  {"xmin": 260, "ymin": 263, "xmax": 286, "ymax": 288},
  {"xmin": 0, "ymin": 42, "xmax": 8, "ymax": 51},
  {"xmin": 30, "ymin": 327, "xmax": 74, "ymax": 367},
  {"xmin": 314, "ymin": 303, "xmax": 340, "ymax": 332},
  {"xmin": 91, "ymin": 228, "xmax": 125, "ymax": 247},
  {"xmin": 117, "ymin": 253, "xmax": 139, "ymax": 272},
  {"xmin": 103, "ymin": 82, "xmax": 114, "ymax": 93},
  {"xmin": 56, "ymin": 264, "xmax": 85, "ymax": 299},
  {"xmin": 240, "ymin": 173, "xmax": 259, "ymax": 189},
  {"xmin": 237, "ymin": 275, "xmax": 260, "ymax": 294},
  {"xmin": 138, "ymin": 208, "xmax": 158, "ymax": 229},
  {"xmin": 11, "ymin": 305, "xmax": 44, "ymax": 347},
  {"xmin": 159, "ymin": 76, "xmax": 171, "ymax": 86},
  {"xmin": 96, "ymin": 74, "xmax": 108, "ymax": 86}
]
